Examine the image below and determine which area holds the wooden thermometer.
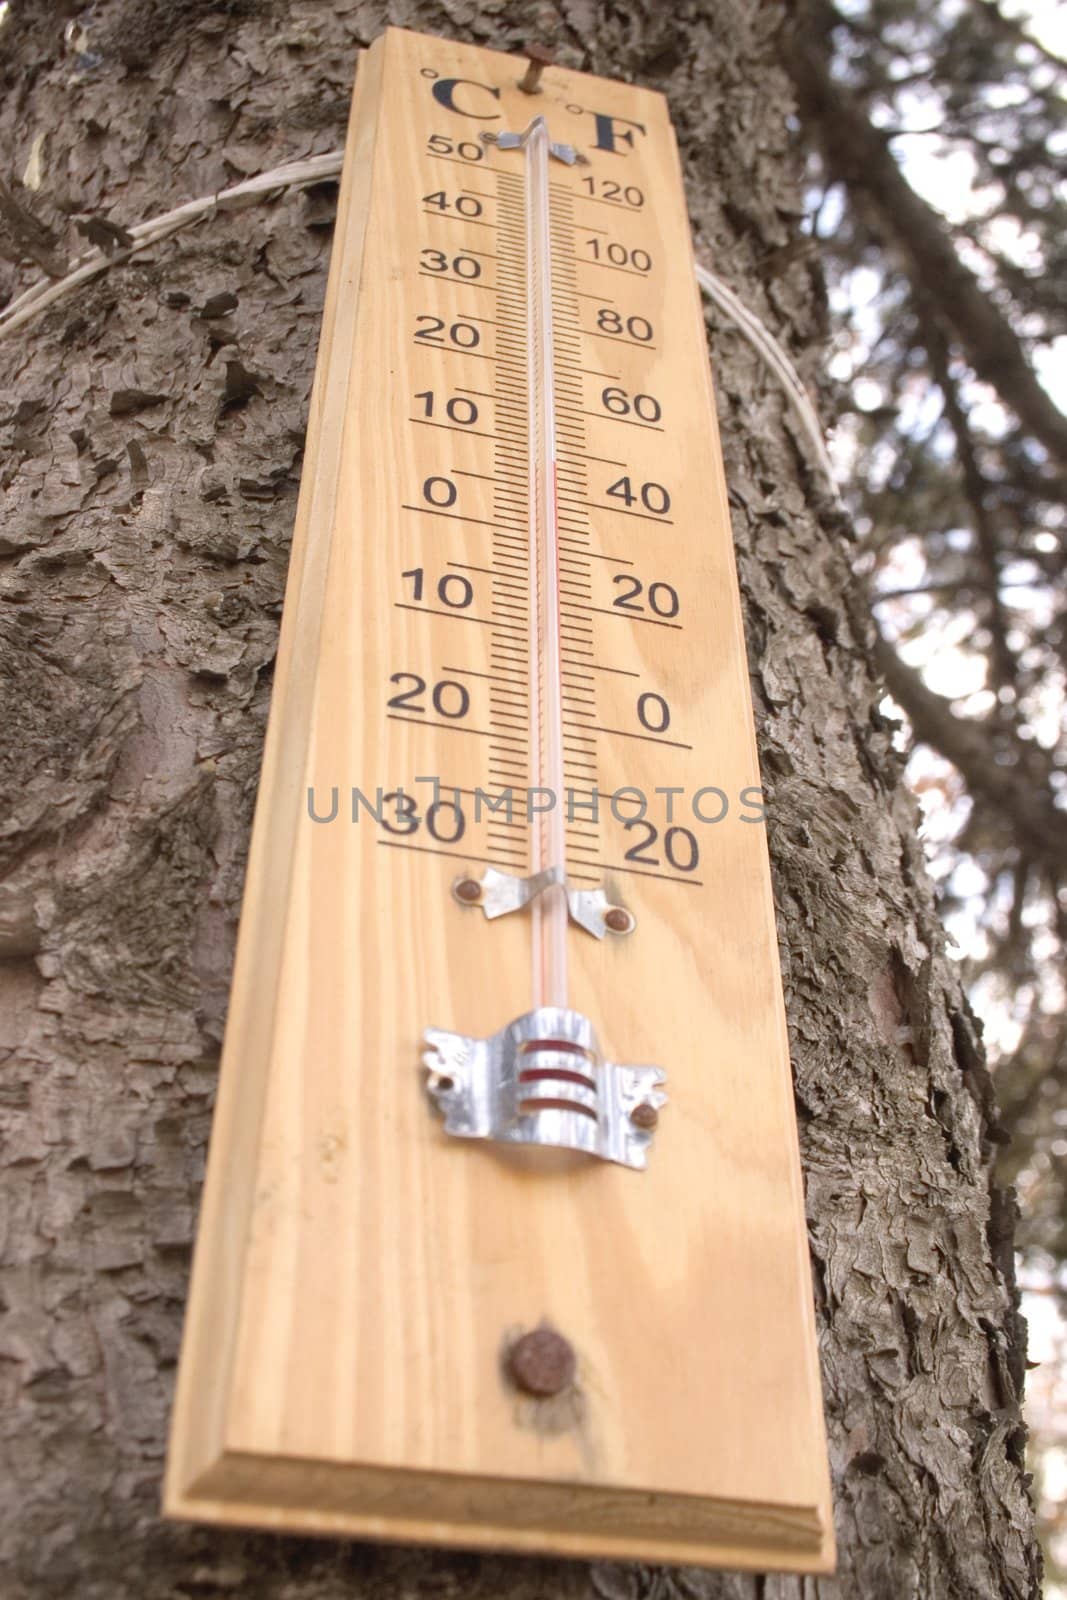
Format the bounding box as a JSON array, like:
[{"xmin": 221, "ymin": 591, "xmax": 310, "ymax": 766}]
[{"xmin": 165, "ymin": 27, "xmax": 834, "ymax": 1573}]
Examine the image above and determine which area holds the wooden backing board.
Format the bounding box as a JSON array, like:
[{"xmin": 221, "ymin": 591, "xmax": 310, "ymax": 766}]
[{"xmin": 164, "ymin": 27, "xmax": 835, "ymax": 1573}]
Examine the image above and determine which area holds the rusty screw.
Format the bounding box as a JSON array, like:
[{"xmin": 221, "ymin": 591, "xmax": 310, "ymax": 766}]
[
  {"xmin": 518, "ymin": 43, "xmax": 554, "ymax": 94},
  {"xmin": 630, "ymin": 1101, "xmax": 659, "ymax": 1131},
  {"xmin": 507, "ymin": 1326, "xmax": 576, "ymax": 1397},
  {"xmin": 604, "ymin": 906, "xmax": 634, "ymax": 935},
  {"xmin": 453, "ymin": 876, "xmax": 482, "ymax": 905}
]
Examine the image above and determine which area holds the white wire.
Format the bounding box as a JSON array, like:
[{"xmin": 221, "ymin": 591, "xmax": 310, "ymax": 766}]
[
  {"xmin": 695, "ymin": 262, "xmax": 840, "ymax": 500},
  {"xmin": 0, "ymin": 149, "xmax": 840, "ymax": 504},
  {"xmin": 0, "ymin": 152, "xmax": 345, "ymax": 341}
]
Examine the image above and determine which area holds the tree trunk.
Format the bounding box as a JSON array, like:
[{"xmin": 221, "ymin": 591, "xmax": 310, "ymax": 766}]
[{"xmin": 0, "ymin": 3, "xmax": 1039, "ymax": 1597}]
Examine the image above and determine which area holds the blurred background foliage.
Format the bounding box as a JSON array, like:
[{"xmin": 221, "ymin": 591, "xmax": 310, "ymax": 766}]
[{"xmin": 783, "ymin": 0, "xmax": 1066, "ymax": 1583}]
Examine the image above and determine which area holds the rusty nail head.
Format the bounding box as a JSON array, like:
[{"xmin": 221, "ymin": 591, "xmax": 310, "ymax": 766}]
[
  {"xmin": 519, "ymin": 43, "xmax": 554, "ymax": 93},
  {"xmin": 507, "ymin": 1326, "xmax": 576, "ymax": 1397},
  {"xmin": 630, "ymin": 1101, "xmax": 658, "ymax": 1131},
  {"xmin": 454, "ymin": 876, "xmax": 482, "ymax": 904},
  {"xmin": 604, "ymin": 906, "xmax": 633, "ymax": 934}
]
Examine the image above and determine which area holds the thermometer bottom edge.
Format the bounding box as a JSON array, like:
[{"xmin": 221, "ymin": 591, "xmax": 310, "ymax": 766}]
[{"xmin": 164, "ymin": 1448, "xmax": 835, "ymax": 1573}]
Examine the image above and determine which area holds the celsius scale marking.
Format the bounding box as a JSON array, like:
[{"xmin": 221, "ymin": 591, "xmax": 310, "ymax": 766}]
[{"xmin": 166, "ymin": 28, "xmax": 834, "ymax": 1575}]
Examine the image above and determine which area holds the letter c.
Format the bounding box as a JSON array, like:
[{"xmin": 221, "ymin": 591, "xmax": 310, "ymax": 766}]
[{"xmin": 432, "ymin": 78, "xmax": 501, "ymax": 119}]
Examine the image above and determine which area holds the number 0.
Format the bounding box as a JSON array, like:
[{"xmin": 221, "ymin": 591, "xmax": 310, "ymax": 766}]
[{"xmin": 637, "ymin": 693, "xmax": 670, "ymax": 732}]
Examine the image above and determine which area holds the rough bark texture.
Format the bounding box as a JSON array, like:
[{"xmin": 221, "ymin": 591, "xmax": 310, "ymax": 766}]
[{"xmin": 0, "ymin": 3, "xmax": 1039, "ymax": 1598}]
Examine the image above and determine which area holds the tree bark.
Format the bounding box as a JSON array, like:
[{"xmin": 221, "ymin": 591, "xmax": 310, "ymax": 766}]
[{"xmin": 0, "ymin": 3, "xmax": 1039, "ymax": 1598}]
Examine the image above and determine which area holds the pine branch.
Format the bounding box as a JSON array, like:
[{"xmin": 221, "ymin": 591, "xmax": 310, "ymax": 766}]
[
  {"xmin": 918, "ymin": 297, "xmax": 1019, "ymax": 698},
  {"xmin": 873, "ymin": 631, "xmax": 1067, "ymax": 875},
  {"xmin": 974, "ymin": 0, "xmax": 1067, "ymax": 75},
  {"xmin": 785, "ymin": 8, "xmax": 1067, "ymax": 463}
]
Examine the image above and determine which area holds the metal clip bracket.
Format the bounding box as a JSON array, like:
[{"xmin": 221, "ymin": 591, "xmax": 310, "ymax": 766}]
[
  {"xmin": 423, "ymin": 1007, "xmax": 666, "ymax": 1170},
  {"xmin": 492, "ymin": 129, "xmax": 578, "ymax": 165},
  {"xmin": 454, "ymin": 866, "xmax": 633, "ymax": 939}
]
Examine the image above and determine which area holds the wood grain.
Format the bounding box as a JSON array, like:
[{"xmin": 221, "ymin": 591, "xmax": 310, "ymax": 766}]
[{"xmin": 164, "ymin": 26, "xmax": 834, "ymax": 1573}]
